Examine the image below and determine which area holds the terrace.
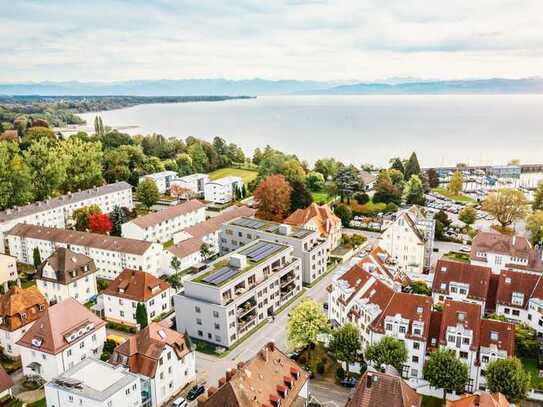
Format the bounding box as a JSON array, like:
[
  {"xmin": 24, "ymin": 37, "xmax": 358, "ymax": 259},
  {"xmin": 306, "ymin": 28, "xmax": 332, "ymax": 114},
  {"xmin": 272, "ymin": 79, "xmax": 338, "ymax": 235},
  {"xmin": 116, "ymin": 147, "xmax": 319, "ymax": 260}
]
[{"xmin": 230, "ymin": 217, "xmax": 314, "ymax": 239}]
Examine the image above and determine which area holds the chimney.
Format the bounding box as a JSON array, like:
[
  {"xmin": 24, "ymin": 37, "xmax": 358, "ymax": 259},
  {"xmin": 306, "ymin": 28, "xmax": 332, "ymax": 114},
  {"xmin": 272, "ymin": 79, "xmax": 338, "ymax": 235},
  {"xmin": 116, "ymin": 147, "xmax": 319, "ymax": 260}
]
[
  {"xmin": 16, "ymin": 279, "xmax": 21, "ymax": 288},
  {"xmin": 367, "ymin": 373, "xmax": 373, "ymax": 388},
  {"xmin": 197, "ymin": 395, "xmax": 208, "ymax": 407},
  {"xmin": 278, "ymin": 224, "xmax": 291, "ymax": 236},
  {"xmin": 207, "ymin": 387, "xmax": 217, "ymax": 397},
  {"xmin": 218, "ymin": 377, "xmax": 226, "ymax": 387},
  {"xmin": 512, "ymin": 236, "xmax": 517, "ymax": 246},
  {"xmin": 268, "ymin": 341, "xmax": 275, "ymax": 352}
]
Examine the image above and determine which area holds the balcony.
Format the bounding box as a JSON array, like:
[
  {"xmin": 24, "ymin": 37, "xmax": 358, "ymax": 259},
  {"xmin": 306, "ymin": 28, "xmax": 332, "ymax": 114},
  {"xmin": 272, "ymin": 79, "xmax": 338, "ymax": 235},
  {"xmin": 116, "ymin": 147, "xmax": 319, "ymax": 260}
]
[
  {"xmin": 238, "ymin": 313, "xmax": 257, "ymax": 334},
  {"xmin": 280, "ymin": 273, "xmax": 296, "ymax": 287},
  {"xmin": 237, "ymin": 298, "xmax": 257, "ymax": 317}
]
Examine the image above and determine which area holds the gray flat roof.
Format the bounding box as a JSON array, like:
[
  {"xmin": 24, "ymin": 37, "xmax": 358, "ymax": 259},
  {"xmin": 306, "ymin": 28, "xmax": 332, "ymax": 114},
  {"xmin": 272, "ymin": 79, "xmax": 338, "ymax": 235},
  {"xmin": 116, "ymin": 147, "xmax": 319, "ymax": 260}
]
[{"xmin": 230, "ymin": 217, "xmax": 313, "ymax": 239}]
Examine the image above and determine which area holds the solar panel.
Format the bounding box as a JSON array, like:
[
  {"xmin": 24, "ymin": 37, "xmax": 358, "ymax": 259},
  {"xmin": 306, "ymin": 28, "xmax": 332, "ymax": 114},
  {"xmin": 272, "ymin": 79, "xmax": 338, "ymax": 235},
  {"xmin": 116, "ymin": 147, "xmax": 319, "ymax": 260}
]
[
  {"xmin": 251, "ymin": 245, "xmax": 282, "ymax": 261},
  {"xmin": 241, "ymin": 241, "xmax": 268, "ymax": 258},
  {"xmin": 202, "ymin": 266, "xmax": 240, "ymax": 285}
]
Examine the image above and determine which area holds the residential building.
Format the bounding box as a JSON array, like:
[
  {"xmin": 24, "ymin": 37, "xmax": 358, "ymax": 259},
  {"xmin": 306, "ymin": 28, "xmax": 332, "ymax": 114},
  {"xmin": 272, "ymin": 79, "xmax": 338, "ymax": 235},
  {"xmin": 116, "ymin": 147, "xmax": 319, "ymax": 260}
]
[
  {"xmin": 6, "ymin": 224, "xmax": 163, "ymax": 280},
  {"xmin": 359, "ymin": 170, "xmax": 377, "ymax": 191},
  {"xmin": 470, "ymin": 231, "xmax": 543, "ymax": 274},
  {"xmin": 139, "ymin": 171, "xmax": 177, "ymax": 194},
  {"xmin": 0, "ymin": 182, "xmax": 133, "ymax": 253},
  {"xmin": 219, "ymin": 216, "xmax": 328, "ymax": 285},
  {"xmin": 196, "ymin": 342, "xmax": 309, "ymax": 407},
  {"xmin": 0, "ymin": 366, "xmax": 13, "ymax": 401},
  {"xmin": 17, "ymin": 298, "xmax": 107, "ymax": 382},
  {"xmin": 45, "ymin": 358, "xmax": 143, "ymax": 407},
  {"xmin": 446, "ymin": 392, "xmax": 510, "ymax": 407},
  {"xmin": 36, "ymin": 248, "xmax": 98, "ymax": 305},
  {"xmin": 111, "ymin": 323, "xmax": 195, "ymax": 407},
  {"xmin": 285, "ymin": 203, "xmax": 342, "ymax": 251},
  {"xmin": 0, "ymin": 286, "xmax": 48, "ymax": 358},
  {"xmin": 328, "ymin": 263, "xmax": 431, "ymax": 380},
  {"xmin": 432, "ymin": 259, "xmax": 492, "ymax": 313},
  {"xmin": 165, "ymin": 206, "xmax": 255, "ymax": 273},
  {"xmin": 102, "ymin": 269, "xmax": 172, "ymax": 327},
  {"xmin": 204, "ymin": 176, "xmax": 243, "ymax": 204},
  {"xmin": 345, "ymin": 370, "xmax": 421, "ymax": 407},
  {"xmin": 378, "ymin": 206, "xmax": 435, "ymax": 274},
  {"xmin": 171, "ymin": 173, "xmax": 209, "ymax": 195},
  {"xmin": 121, "ymin": 199, "xmax": 206, "ymax": 243},
  {"xmin": 428, "ymin": 300, "xmax": 515, "ymax": 391},
  {"xmin": 174, "ymin": 239, "xmax": 303, "ymax": 348},
  {"xmin": 0, "ymin": 254, "xmax": 18, "ymax": 287}
]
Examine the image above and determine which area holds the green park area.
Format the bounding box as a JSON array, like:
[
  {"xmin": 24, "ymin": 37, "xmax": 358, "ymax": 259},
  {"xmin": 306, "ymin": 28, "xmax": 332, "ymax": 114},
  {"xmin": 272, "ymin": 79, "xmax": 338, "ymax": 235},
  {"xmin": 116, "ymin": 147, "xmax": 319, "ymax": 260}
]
[{"xmin": 208, "ymin": 167, "xmax": 258, "ymax": 186}]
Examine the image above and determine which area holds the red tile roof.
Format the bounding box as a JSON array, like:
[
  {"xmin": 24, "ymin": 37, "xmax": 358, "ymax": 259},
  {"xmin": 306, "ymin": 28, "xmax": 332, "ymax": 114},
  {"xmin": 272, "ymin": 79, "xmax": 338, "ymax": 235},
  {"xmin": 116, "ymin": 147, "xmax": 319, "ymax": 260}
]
[
  {"xmin": 439, "ymin": 300, "xmax": 482, "ymax": 351},
  {"xmin": 284, "ymin": 203, "xmax": 340, "ymax": 237},
  {"xmin": 479, "ymin": 319, "xmax": 515, "ymax": 356},
  {"xmin": 432, "ymin": 259, "xmax": 491, "ymax": 301},
  {"xmin": 0, "ymin": 365, "xmax": 13, "ymax": 393},
  {"xmin": 495, "ymin": 270, "xmax": 541, "ymax": 308},
  {"xmin": 130, "ymin": 199, "xmax": 205, "ymax": 228},
  {"xmin": 446, "ymin": 392, "xmax": 510, "ymax": 407},
  {"xmin": 102, "ymin": 269, "xmax": 170, "ymax": 302},
  {"xmin": 0, "ymin": 287, "xmax": 48, "ymax": 332}
]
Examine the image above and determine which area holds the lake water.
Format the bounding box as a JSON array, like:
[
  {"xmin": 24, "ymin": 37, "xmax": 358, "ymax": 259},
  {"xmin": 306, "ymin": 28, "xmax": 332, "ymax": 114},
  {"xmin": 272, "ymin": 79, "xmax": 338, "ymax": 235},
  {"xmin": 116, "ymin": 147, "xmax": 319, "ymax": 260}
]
[{"xmin": 78, "ymin": 95, "xmax": 543, "ymax": 167}]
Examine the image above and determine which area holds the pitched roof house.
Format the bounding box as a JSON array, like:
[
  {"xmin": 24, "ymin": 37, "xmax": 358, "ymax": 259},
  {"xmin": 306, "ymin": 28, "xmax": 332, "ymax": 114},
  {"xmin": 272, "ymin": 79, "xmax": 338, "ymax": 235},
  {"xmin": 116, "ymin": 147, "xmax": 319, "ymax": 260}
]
[
  {"xmin": 285, "ymin": 203, "xmax": 341, "ymax": 243},
  {"xmin": 446, "ymin": 392, "xmax": 510, "ymax": 407}
]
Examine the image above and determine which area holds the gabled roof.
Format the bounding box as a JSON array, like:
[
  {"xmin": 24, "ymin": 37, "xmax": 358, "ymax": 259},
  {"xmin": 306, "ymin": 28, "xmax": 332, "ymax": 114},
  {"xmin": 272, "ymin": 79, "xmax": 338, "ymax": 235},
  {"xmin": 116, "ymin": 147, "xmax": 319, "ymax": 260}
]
[
  {"xmin": 37, "ymin": 248, "xmax": 96, "ymax": 285},
  {"xmin": 129, "ymin": 199, "xmax": 205, "ymax": 228},
  {"xmin": 0, "ymin": 286, "xmax": 48, "ymax": 332},
  {"xmin": 103, "ymin": 269, "xmax": 170, "ymax": 302},
  {"xmin": 495, "ymin": 270, "xmax": 541, "ymax": 308},
  {"xmin": 432, "ymin": 259, "xmax": 491, "ymax": 301},
  {"xmin": 198, "ymin": 342, "xmax": 309, "ymax": 407},
  {"xmin": 479, "ymin": 319, "xmax": 515, "ymax": 355},
  {"xmin": 446, "ymin": 392, "xmax": 510, "ymax": 407},
  {"xmin": 112, "ymin": 323, "xmax": 191, "ymax": 378},
  {"xmin": 284, "ymin": 203, "xmax": 340, "ymax": 237},
  {"xmin": 346, "ymin": 370, "xmax": 421, "ymax": 407},
  {"xmin": 439, "ymin": 300, "xmax": 482, "ymax": 351},
  {"xmin": 17, "ymin": 298, "xmax": 105, "ymax": 355},
  {"xmin": 0, "ymin": 365, "xmax": 14, "ymax": 393}
]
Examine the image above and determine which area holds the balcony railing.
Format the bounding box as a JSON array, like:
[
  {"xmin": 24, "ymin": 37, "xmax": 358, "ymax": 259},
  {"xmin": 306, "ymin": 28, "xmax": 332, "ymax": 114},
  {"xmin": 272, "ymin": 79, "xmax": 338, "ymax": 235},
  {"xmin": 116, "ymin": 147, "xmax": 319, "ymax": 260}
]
[
  {"xmin": 238, "ymin": 315, "xmax": 257, "ymax": 334},
  {"xmin": 280, "ymin": 274, "xmax": 296, "ymax": 287}
]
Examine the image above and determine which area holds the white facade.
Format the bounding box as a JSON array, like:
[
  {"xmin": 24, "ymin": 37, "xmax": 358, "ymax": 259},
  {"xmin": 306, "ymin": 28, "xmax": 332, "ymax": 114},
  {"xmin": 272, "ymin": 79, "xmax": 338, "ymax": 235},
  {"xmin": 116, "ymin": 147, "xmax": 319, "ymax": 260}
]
[
  {"xmin": 6, "ymin": 227, "xmax": 163, "ymax": 280},
  {"xmin": 103, "ymin": 288, "xmax": 173, "ymax": 327},
  {"xmin": 219, "ymin": 218, "xmax": 328, "ymax": 285},
  {"xmin": 0, "ymin": 323, "xmax": 34, "ymax": 358},
  {"xmin": 204, "ymin": 176, "xmax": 243, "ymax": 204},
  {"xmin": 0, "ymin": 254, "xmax": 17, "ymax": 286},
  {"xmin": 139, "ymin": 171, "xmax": 177, "ymax": 194},
  {"xmin": 45, "ymin": 359, "xmax": 142, "ymax": 407},
  {"xmin": 0, "ymin": 182, "xmax": 133, "ymax": 253},
  {"xmin": 471, "ymin": 250, "xmax": 534, "ymax": 274},
  {"xmin": 175, "ymin": 240, "xmax": 303, "ymax": 348},
  {"xmin": 171, "ymin": 173, "xmax": 209, "ymax": 194}
]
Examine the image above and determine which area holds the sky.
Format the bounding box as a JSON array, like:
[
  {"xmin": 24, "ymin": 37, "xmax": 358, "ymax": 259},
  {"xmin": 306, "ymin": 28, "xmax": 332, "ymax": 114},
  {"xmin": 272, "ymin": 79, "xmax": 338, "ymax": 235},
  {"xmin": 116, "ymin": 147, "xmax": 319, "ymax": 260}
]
[{"xmin": 2, "ymin": 0, "xmax": 543, "ymax": 83}]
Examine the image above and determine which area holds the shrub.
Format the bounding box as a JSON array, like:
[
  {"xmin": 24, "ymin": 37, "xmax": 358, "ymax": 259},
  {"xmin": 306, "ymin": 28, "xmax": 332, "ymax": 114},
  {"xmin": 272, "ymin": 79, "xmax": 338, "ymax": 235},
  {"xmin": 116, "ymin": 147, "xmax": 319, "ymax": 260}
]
[
  {"xmin": 317, "ymin": 361, "xmax": 325, "ymax": 374},
  {"xmin": 385, "ymin": 202, "xmax": 399, "ymax": 213},
  {"xmin": 354, "ymin": 192, "xmax": 369, "ymax": 205}
]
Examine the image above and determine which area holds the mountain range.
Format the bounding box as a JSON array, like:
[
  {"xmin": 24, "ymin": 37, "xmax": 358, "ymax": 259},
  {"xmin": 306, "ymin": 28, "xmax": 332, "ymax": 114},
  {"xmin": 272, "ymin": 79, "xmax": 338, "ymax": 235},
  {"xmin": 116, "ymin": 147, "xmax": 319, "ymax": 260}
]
[{"xmin": 1, "ymin": 78, "xmax": 542, "ymax": 96}]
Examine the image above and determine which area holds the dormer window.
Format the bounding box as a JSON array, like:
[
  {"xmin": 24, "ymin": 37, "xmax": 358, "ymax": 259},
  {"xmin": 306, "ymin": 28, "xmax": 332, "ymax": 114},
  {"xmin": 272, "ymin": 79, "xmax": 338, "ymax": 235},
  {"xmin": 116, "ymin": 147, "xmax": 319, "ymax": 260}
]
[
  {"xmin": 21, "ymin": 313, "xmax": 27, "ymax": 321},
  {"xmin": 505, "ymin": 277, "xmax": 512, "ymax": 284},
  {"xmin": 512, "ymin": 292, "xmax": 524, "ymax": 306},
  {"xmin": 490, "ymin": 331, "xmax": 498, "ymax": 341},
  {"xmin": 458, "ymin": 312, "xmax": 465, "ymax": 322},
  {"xmin": 440, "ymin": 283, "xmax": 446, "ymax": 290}
]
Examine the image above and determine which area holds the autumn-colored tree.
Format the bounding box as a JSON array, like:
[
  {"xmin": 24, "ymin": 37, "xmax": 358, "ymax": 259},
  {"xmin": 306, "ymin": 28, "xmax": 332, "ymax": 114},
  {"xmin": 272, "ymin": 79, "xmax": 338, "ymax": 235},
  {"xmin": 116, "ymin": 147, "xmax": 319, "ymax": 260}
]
[
  {"xmin": 482, "ymin": 188, "xmax": 528, "ymax": 229},
  {"xmin": 88, "ymin": 213, "xmax": 113, "ymax": 234},
  {"xmin": 254, "ymin": 174, "xmax": 292, "ymax": 221},
  {"xmin": 448, "ymin": 171, "xmax": 464, "ymax": 195}
]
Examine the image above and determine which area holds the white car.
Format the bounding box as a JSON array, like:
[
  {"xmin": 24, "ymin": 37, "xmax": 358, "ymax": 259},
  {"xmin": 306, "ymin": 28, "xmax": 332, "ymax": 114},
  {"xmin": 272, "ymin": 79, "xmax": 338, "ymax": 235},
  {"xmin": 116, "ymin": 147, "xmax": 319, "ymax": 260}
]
[{"xmin": 172, "ymin": 397, "xmax": 188, "ymax": 407}]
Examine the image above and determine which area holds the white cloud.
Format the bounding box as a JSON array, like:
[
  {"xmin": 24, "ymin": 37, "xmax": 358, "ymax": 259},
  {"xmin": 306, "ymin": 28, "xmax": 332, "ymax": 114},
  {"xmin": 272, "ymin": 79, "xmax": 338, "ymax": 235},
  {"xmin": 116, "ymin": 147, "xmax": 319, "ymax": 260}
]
[{"xmin": 1, "ymin": 0, "xmax": 542, "ymax": 81}]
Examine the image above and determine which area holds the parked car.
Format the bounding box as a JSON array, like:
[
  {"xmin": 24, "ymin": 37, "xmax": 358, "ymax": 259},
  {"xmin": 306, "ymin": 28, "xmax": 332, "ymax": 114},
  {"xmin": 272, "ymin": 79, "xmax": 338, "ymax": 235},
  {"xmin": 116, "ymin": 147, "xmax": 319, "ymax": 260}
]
[
  {"xmin": 172, "ymin": 397, "xmax": 188, "ymax": 407},
  {"xmin": 186, "ymin": 385, "xmax": 205, "ymax": 401},
  {"xmin": 340, "ymin": 377, "xmax": 358, "ymax": 387}
]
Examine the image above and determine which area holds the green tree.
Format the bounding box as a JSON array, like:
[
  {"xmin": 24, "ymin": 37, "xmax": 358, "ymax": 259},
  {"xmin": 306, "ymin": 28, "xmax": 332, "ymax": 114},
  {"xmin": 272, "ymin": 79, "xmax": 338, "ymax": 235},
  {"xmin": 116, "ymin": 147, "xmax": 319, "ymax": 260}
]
[
  {"xmin": 136, "ymin": 178, "xmax": 160, "ymax": 209},
  {"xmin": 187, "ymin": 142, "xmax": 209, "ymax": 172},
  {"xmin": 314, "ymin": 158, "xmax": 340, "ymax": 180},
  {"xmin": 281, "ymin": 159, "xmax": 306, "ymax": 184},
  {"xmin": 482, "ymin": 188, "xmax": 529, "ymax": 228},
  {"xmin": 135, "ymin": 302, "xmax": 148, "ymax": 328},
  {"xmin": 354, "ymin": 191, "xmax": 369, "ymax": 205},
  {"xmin": 408, "ymin": 280, "xmax": 431, "ymax": 295},
  {"xmin": 166, "ymin": 272, "xmax": 182, "ymax": 290},
  {"xmin": 403, "ymin": 175, "xmax": 426, "ymax": 205},
  {"xmin": 485, "ymin": 358, "xmax": 530, "ymax": 403},
  {"xmin": 365, "ymin": 336, "xmax": 408, "ymax": 373},
  {"xmin": 426, "ymin": 168, "xmax": 439, "ymax": 188},
  {"xmin": 423, "ymin": 348, "xmax": 469, "ymax": 405},
  {"xmin": 175, "ymin": 153, "xmax": 194, "ymax": 176},
  {"xmin": 94, "ymin": 116, "xmax": 105, "ymax": 138},
  {"xmin": 109, "ymin": 206, "xmax": 127, "ymax": 236},
  {"xmin": 103, "ymin": 148, "xmax": 131, "ymax": 183},
  {"xmin": 329, "ymin": 323, "xmax": 361, "ymax": 375},
  {"xmin": 533, "ymin": 180, "xmax": 543, "ymax": 211},
  {"xmin": 72, "ymin": 204, "xmax": 102, "ymax": 231},
  {"xmin": 200, "ymin": 243, "xmax": 212, "ymax": 260},
  {"xmin": 334, "ymin": 204, "xmax": 352, "ymax": 227},
  {"xmin": 459, "ymin": 206, "xmax": 477, "ymax": 226},
  {"xmin": 335, "ymin": 165, "xmax": 362, "ymax": 203},
  {"xmin": 170, "ymin": 257, "xmax": 181, "ymax": 273},
  {"xmin": 61, "ymin": 138, "xmax": 104, "ymax": 191},
  {"xmin": 24, "ymin": 126, "xmax": 55, "ymax": 143},
  {"xmin": 390, "ymin": 157, "xmax": 405, "ymax": 175},
  {"xmin": 287, "ymin": 299, "xmax": 329, "ymax": 352},
  {"xmin": 290, "ymin": 180, "xmax": 313, "ymax": 212},
  {"xmin": 404, "ymin": 152, "xmax": 421, "ymax": 179},
  {"xmin": 24, "ymin": 138, "xmax": 67, "ymax": 200},
  {"xmin": 0, "ymin": 142, "xmax": 34, "ymax": 210},
  {"xmin": 373, "ymin": 170, "xmax": 401, "ymax": 205},
  {"xmin": 448, "ymin": 171, "xmax": 464, "ymax": 195},
  {"xmin": 527, "ymin": 211, "xmax": 543, "ymax": 245},
  {"xmin": 306, "ymin": 172, "xmax": 325, "ymax": 191},
  {"xmin": 33, "ymin": 247, "xmax": 42, "ymax": 269}
]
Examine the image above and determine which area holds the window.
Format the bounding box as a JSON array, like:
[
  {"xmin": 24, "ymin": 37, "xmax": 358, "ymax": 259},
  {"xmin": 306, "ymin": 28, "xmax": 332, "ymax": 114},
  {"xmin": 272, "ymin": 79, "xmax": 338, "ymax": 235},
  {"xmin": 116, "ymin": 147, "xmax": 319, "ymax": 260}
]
[
  {"xmin": 195, "ymin": 306, "xmax": 201, "ymax": 313},
  {"xmin": 482, "ymin": 355, "xmax": 489, "ymax": 363},
  {"xmin": 462, "ymin": 337, "xmax": 470, "ymax": 345},
  {"xmin": 196, "ymin": 318, "xmax": 202, "ymax": 325},
  {"xmin": 413, "ymin": 342, "xmax": 420, "ymax": 350},
  {"xmin": 213, "ymin": 311, "xmax": 219, "ymax": 318},
  {"xmin": 512, "ymin": 309, "xmax": 520, "ymax": 317},
  {"xmin": 490, "ymin": 331, "xmax": 498, "ymax": 341},
  {"xmin": 399, "ymin": 326, "xmax": 406, "ymax": 334},
  {"xmin": 214, "ymin": 323, "xmax": 220, "ymax": 330},
  {"xmin": 197, "ymin": 330, "xmax": 203, "ymax": 337},
  {"xmin": 459, "ymin": 351, "xmax": 468, "ymax": 359},
  {"xmin": 385, "ymin": 323, "xmax": 392, "ymax": 331}
]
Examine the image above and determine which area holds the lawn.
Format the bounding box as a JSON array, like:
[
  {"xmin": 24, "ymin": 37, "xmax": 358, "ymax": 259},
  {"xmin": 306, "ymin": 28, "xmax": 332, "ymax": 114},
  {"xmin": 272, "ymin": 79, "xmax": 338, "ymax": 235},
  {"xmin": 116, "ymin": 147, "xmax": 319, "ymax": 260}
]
[
  {"xmin": 350, "ymin": 199, "xmax": 387, "ymax": 215},
  {"xmin": 521, "ymin": 357, "xmax": 543, "ymax": 390},
  {"xmin": 312, "ymin": 191, "xmax": 334, "ymax": 204},
  {"xmin": 422, "ymin": 395, "xmax": 443, "ymax": 407},
  {"xmin": 443, "ymin": 251, "xmax": 470, "ymax": 263},
  {"xmin": 433, "ymin": 187, "xmax": 476, "ymax": 204},
  {"xmin": 208, "ymin": 167, "xmax": 257, "ymax": 185}
]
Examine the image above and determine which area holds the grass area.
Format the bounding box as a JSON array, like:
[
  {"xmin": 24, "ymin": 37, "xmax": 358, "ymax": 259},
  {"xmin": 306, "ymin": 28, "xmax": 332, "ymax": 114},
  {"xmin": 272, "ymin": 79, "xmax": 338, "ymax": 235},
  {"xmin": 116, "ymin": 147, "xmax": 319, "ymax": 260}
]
[
  {"xmin": 521, "ymin": 357, "xmax": 543, "ymax": 390},
  {"xmin": 27, "ymin": 399, "xmax": 46, "ymax": 407},
  {"xmin": 208, "ymin": 167, "xmax": 257, "ymax": 185},
  {"xmin": 312, "ymin": 191, "xmax": 334, "ymax": 204},
  {"xmin": 422, "ymin": 395, "xmax": 443, "ymax": 407},
  {"xmin": 163, "ymin": 239, "xmax": 174, "ymax": 249},
  {"xmin": 0, "ymin": 356, "xmax": 21, "ymax": 374},
  {"xmin": 298, "ymin": 344, "xmax": 341, "ymax": 382},
  {"xmin": 433, "ymin": 187, "xmax": 476, "ymax": 203},
  {"xmin": 350, "ymin": 199, "xmax": 387, "ymax": 215},
  {"xmin": 443, "ymin": 251, "xmax": 470, "ymax": 263}
]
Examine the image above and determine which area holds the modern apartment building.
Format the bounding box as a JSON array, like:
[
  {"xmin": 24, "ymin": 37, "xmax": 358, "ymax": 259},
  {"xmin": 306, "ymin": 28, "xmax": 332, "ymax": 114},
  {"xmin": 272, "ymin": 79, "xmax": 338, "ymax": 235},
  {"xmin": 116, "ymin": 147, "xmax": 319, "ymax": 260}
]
[
  {"xmin": 0, "ymin": 181, "xmax": 133, "ymax": 253},
  {"xmin": 171, "ymin": 173, "xmax": 209, "ymax": 195},
  {"xmin": 219, "ymin": 217, "xmax": 328, "ymax": 285},
  {"xmin": 6, "ymin": 224, "xmax": 163, "ymax": 280},
  {"xmin": 174, "ymin": 240, "xmax": 303, "ymax": 348},
  {"xmin": 121, "ymin": 199, "xmax": 206, "ymax": 243},
  {"xmin": 139, "ymin": 171, "xmax": 177, "ymax": 194},
  {"xmin": 204, "ymin": 176, "xmax": 243, "ymax": 204},
  {"xmin": 36, "ymin": 248, "xmax": 98, "ymax": 305}
]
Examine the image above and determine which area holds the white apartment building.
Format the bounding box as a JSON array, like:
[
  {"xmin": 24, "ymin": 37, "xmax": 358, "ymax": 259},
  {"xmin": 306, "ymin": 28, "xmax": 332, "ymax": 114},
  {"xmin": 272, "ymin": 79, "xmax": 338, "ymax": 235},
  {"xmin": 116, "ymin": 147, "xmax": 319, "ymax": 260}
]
[
  {"xmin": 111, "ymin": 323, "xmax": 196, "ymax": 407},
  {"xmin": 139, "ymin": 171, "xmax": 177, "ymax": 194},
  {"xmin": 219, "ymin": 217, "xmax": 328, "ymax": 285},
  {"xmin": 0, "ymin": 182, "xmax": 133, "ymax": 253},
  {"xmin": 17, "ymin": 298, "xmax": 107, "ymax": 382},
  {"xmin": 171, "ymin": 173, "xmax": 209, "ymax": 195},
  {"xmin": 470, "ymin": 231, "xmax": 543, "ymax": 274},
  {"xmin": 285, "ymin": 203, "xmax": 342, "ymax": 252},
  {"xmin": 378, "ymin": 206, "xmax": 435, "ymax": 275},
  {"xmin": 121, "ymin": 199, "xmax": 206, "ymax": 243},
  {"xmin": 174, "ymin": 240, "xmax": 303, "ymax": 348},
  {"xmin": 6, "ymin": 224, "xmax": 163, "ymax": 280},
  {"xmin": 45, "ymin": 358, "xmax": 143, "ymax": 407},
  {"xmin": 0, "ymin": 254, "xmax": 18, "ymax": 287},
  {"xmin": 102, "ymin": 269, "xmax": 173, "ymax": 327},
  {"xmin": 328, "ymin": 263, "xmax": 431, "ymax": 380},
  {"xmin": 204, "ymin": 176, "xmax": 243, "ymax": 204},
  {"xmin": 431, "ymin": 259, "xmax": 492, "ymax": 314},
  {"xmin": 36, "ymin": 248, "xmax": 98, "ymax": 305},
  {"xmin": 0, "ymin": 286, "xmax": 48, "ymax": 358}
]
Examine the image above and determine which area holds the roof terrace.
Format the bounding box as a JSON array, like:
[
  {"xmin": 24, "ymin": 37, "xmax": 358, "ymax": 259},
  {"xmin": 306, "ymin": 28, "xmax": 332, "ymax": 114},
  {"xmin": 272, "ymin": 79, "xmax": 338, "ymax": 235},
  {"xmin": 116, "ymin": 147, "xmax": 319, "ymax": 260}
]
[{"xmin": 229, "ymin": 217, "xmax": 314, "ymax": 239}]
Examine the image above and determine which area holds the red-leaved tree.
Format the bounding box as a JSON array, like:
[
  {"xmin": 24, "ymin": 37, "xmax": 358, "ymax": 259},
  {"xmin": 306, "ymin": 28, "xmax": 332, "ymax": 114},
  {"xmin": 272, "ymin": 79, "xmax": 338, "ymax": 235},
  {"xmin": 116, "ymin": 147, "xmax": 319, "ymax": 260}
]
[
  {"xmin": 254, "ymin": 174, "xmax": 292, "ymax": 221},
  {"xmin": 88, "ymin": 213, "xmax": 113, "ymax": 234}
]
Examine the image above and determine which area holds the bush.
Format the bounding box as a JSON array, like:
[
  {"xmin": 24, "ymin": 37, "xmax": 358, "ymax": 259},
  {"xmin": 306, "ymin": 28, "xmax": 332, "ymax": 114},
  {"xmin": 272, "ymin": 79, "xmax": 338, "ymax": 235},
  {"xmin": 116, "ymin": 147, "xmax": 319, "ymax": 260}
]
[
  {"xmin": 100, "ymin": 352, "xmax": 111, "ymax": 362},
  {"xmin": 317, "ymin": 361, "xmax": 325, "ymax": 374},
  {"xmin": 354, "ymin": 192, "xmax": 369, "ymax": 205},
  {"xmin": 106, "ymin": 322, "xmax": 136, "ymax": 334},
  {"xmin": 336, "ymin": 365, "xmax": 346, "ymax": 380},
  {"xmin": 385, "ymin": 202, "xmax": 399, "ymax": 213},
  {"xmin": 298, "ymin": 356, "xmax": 307, "ymax": 365}
]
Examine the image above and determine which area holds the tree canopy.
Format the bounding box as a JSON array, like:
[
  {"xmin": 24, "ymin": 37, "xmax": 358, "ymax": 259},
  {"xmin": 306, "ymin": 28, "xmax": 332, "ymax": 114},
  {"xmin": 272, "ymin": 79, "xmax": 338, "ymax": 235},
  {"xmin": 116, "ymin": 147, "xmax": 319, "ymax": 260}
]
[
  {"xmin": 254, "ymin": 174, "xmax": 292, "ymax": 221},
  {"xmin": 287, "ymin": 299, "xmax": 329, "ymax": 351},
  {"xmin": 485, "ymin": 357, "xmax": 530, "ymax": 403},
  {"xmin": 329, "ymin": 323, "xmax": 361, "ymax": 374},
  {"xmin": 365, "ymin": 336, "xmax": 407, "ymax": 373},
  {"xmin": 404, "ymin": 152, "xmax": 421, "ymax": 179},
  {"xmin": 448, "ymin": 171, "xmax": 464, "ymax": 195},
  {"xmin": 423, "ymin": 348, "xmax": 469, "ymax": 404},
  {"xmin": 136, "ymin": 178, "xmax": 160, "ymax": 209},
  {"xmin": 482, "ymin": 188, "xmax": 529, "ymax": 228}
]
